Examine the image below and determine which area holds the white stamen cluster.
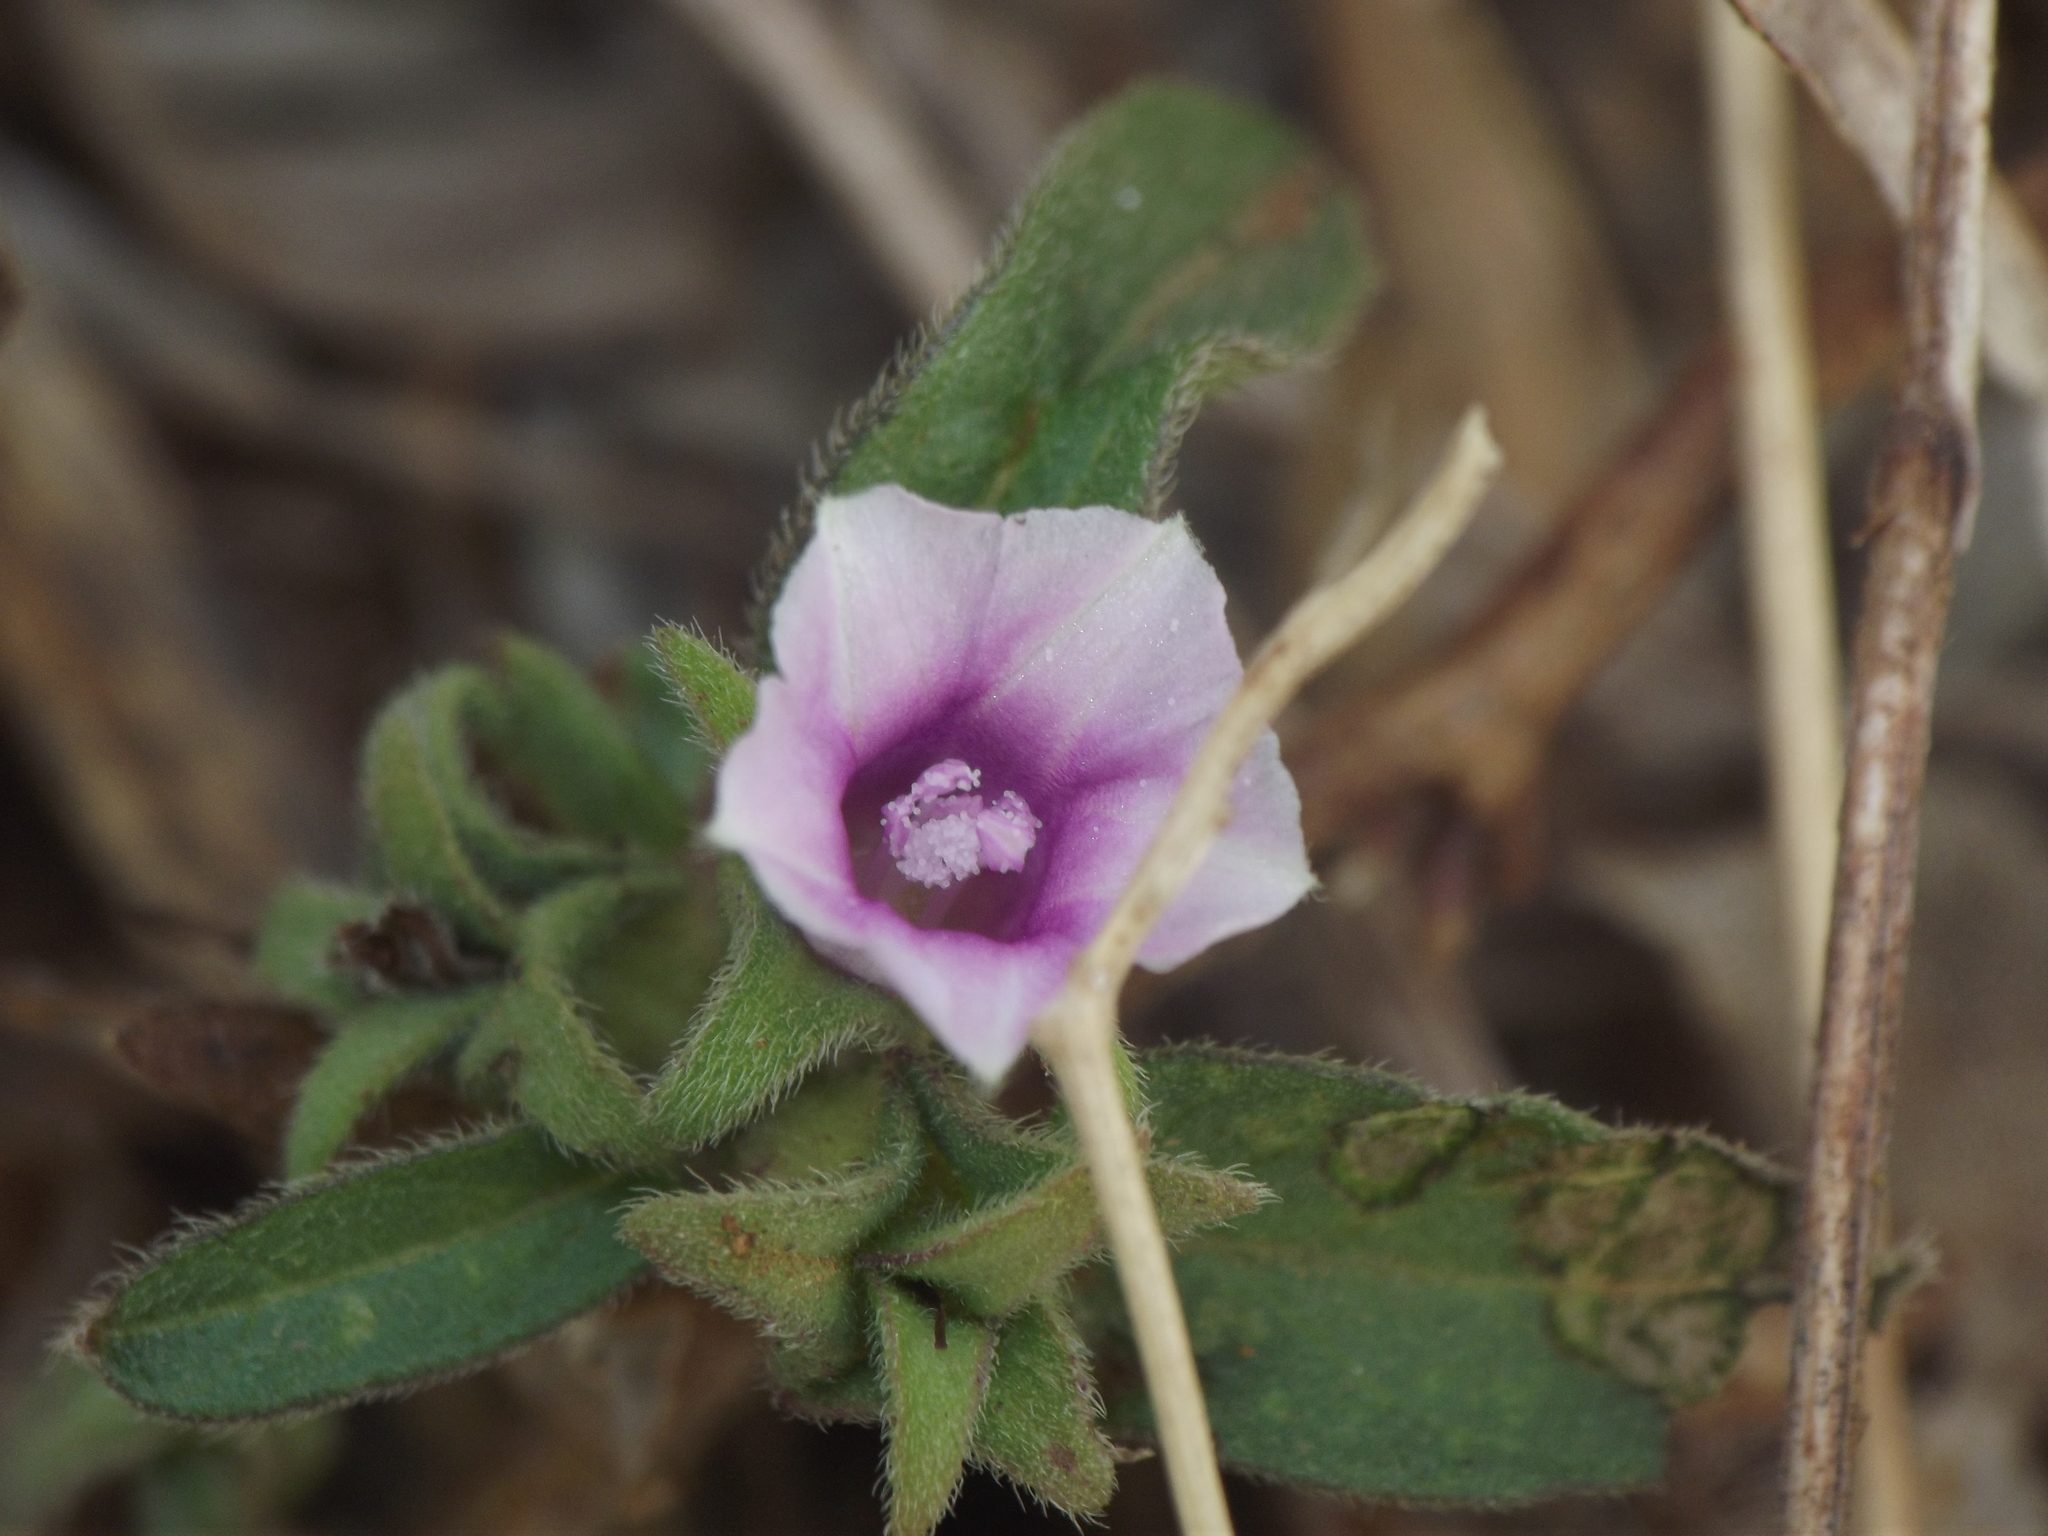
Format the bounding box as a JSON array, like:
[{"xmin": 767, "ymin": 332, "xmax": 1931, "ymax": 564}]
[{"xmin": 881, "ymin": 759, "xmax": 1041, "ymax": 889}]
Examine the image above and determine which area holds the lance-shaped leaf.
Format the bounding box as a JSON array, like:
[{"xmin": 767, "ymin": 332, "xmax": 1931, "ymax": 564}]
[
  {"xmin": 284, "ymin": 989, "xmax": 493, "ymax": 1179},
  {"xmin": 815, "ymin": 81, "xmax": 1372, "ymax": 528},
  {"xmin": 865, "ymin": 1155, "xmax": 1261, "ymax": 1319},
  {"xmin": 470, "ymin": 636, "xmax": 689, "ymax": 854},
  {"xmin": 76, "ymin": 1127, "xmax": 650, "ymax": 1422},
  {"xmin": 621, "ymin": 1073, "xmax": 924, "ymax": 1378},
  {"xmin": 362, "ymin": 670, "xmax": 583, "ymax": 943},
  {"xmin": 253, "ymin": 879, "xmax": 385, "ymax": 1016},
  {"xmin": 969, "ymin": 1295, "xmax": 1115, "ymax": 1519},
  {"xmin": 457, "ymin": 876, "xmax": 683, "ymax": 1161},
  {"xmin": 1080, "ymin": 1046, "xmax": 1794, "ymax": 1505},
  {"xmin": 649, "ymin": 625, "xmax": 755, "ymax": 753},
  {"xmin": 871, "ymin": 1278, "xmax": 995, "ymax": 1536},
  {"xmin": 361, "ymin": 668, "xmax": 512, "ymax": 945},
  {"xmin": 573, "ymin": 875, "xmax": 727, "ymax": 1077},
  {"xmin": 646, "ymin": 863, "xmax": 911, "ymax": 1149}
]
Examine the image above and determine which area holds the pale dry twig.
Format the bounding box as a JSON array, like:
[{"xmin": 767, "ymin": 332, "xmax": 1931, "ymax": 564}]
[
  {"xmin": 1730, "ymin": 0, "xmax": 2048, "ymax": 401},
  {"xmin": 1704, "ymin": 0, "xmax": 1844, "ymax": 1047},
  {"xmin": 666, "ymin": 0, "xmax": 983, "ymax": 316},
  {"xmin": 1032, "ymin": 409, "xmax": 1501, "ymax": 1536}
]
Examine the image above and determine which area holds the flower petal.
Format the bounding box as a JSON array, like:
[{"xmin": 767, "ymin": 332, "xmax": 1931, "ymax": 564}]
[
  {"xmin": 1136, "ymin": 731, "xmax": 1314, "ymax": 968},
  {"xmin": 1028, "ymin": 731, "xmax": 1312, "ymax": 969},
  {"xmin": 815, "ymin": 924, "xmax": 1076, "ymax": 1082},
  {"xmin": 711, "ymin": 485, "xmax": 1314, "ymax": 1081}
]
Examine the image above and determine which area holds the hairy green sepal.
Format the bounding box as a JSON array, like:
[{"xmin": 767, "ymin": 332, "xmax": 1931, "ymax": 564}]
[{"xmin": 623, "ymin": 1056, "xmax": 1260, "ymax": 1530}]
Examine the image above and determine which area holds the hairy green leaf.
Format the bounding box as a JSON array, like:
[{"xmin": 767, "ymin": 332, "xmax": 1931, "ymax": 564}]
[
  {"xmin": 473, "ymin": 636, "xmax": 689, "ymax": 853},
  {"xmin": 361, "ymin": 669, "xmax": 515, "ymax": 945},
  {"xmin": 363, "ymin": 668, "xmax": 642, "ymax": 943},
  {"xmin": 621, "ymin": 1076, "xmax": 925, "ymax": 1378},
  {"xmin": 649, "ymin": 624, "xmax": 755, "ymax": 752},
  {"xmin": 253, "ymin": 879, "xmax": 385, "ymax": 1015},
  {"xmin": 78, "ymin": 1127, "xmax": 649, "ymax": 1421},
  {"xmin": 872, "ymin": 1278, "xmax": 994, "ymax": 1536},
  {"xmin": 1082, "ymin": 1047, "xmax": 1793, "ymax": 1504},
  {"xmin": 900, "ymin": 1057, "xmax": 1069, "ymax": 1199},
  {"xmin": 646, "ymin": 864, "xmax": 911, "ymax": 1148},
  {"xmin": 456, "ymin": 878, "xmax": 684, "ymax": 1160},
  {"xmin": 284, "ymin": 990, "xmax": 493, "ymax": 1179},
  {"xmin": 572, "ymin": 875, "xmax": 726, "ymax": 1077},
  {"xmin": 970, "ymin": 1296, "xmax": 1115, "ymax": 1518},
  {"xmin": 816, "ymin": 81, "xmax": 1371, "ymax": 528}
]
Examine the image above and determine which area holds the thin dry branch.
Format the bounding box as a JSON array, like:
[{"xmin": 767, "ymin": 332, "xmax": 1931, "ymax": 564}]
[
  {"xmin": 1730, "ymin": 0, "xmax": 2048, "ymax": 400},
  {"xmin": 666, "ymin": 0, "xmax": 983, "ymax": 316},
  {"xmin": 1032, "ymin": 409, "xmax": 1501, "ymax": 1536},
  {"xmin": 1704, "ymin": 17, "xmax": 1919, "ymax": 1529},
  {"xmin": 1783, "ymin": 1, "xmax": 1994, "ymax": 1532}
]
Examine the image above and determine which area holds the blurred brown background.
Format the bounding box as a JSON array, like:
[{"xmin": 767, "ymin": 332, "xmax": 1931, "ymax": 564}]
[{"xmin": 5, "ymin": 0, "xmax": 2048, "ymax": 1531}]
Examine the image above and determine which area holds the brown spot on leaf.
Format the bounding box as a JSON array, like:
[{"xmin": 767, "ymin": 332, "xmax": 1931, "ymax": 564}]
[
  {"xmin": 1515, "ymin": 1134, "xmax": 1790, "ymax": 1404},
  {"xmin": 1328, "ymin": 1103, "xmax": 1479, "ymax": 1208},
  {"xmin": 1230, "ymin": 165, "xmax": 1328, "ymax": 248}
]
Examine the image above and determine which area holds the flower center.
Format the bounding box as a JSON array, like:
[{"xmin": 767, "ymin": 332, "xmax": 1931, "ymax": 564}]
[{"xmin": 881, "ymin": 759, "xmax": 1041, "ymax": 890}]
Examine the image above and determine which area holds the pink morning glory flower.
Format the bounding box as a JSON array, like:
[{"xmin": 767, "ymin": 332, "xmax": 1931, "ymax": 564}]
[{"xmin": 706, "ymin": 484, "xmax": 1312, "ymax": 1080}]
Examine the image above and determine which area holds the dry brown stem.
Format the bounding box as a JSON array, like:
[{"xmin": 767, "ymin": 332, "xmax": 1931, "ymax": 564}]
[
  {"xmin": 1783, "ymin": 1, "xmax": 1994, "ymax": 1531},
  {"xmin": 666, "ymin": 0, "xmax": 983, "ymax": 316},
  {"xmin": 1730, "ymin": 0, "xmax": 2048, "ymax": 400},
  {"xmin": 1033, "ymin": 410, "xmax": 1501, "ymax": 1536},
  {"xmin": 1293, "ymin": 351, "xmax": 1730, "ymax": 852},
  {"xmin": 1289, "ymin": 248, "xmax": 1903, "ymax": 863}
]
